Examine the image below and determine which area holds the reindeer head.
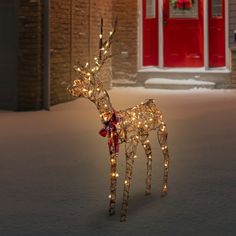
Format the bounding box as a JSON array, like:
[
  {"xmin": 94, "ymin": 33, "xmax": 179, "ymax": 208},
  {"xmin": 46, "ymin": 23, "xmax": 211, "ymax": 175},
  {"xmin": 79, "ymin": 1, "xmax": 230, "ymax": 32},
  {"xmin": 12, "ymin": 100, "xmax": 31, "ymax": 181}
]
[
  {"xmin": 68, "ymin": 62, "xmax": 103, "ymax": 99},
  {"xmin": 68, "ymin": 18, "xmax": 117, "ymax": 101}
]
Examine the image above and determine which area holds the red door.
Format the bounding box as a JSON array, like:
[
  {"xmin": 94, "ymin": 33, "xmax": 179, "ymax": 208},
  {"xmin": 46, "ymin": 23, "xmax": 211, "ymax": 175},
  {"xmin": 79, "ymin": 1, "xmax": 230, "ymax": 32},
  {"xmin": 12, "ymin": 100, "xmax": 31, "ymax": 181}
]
[
  {"xmin": 163, "ymin": 0, "xmax": 204, "ymax": 67},
  {"xmin": 143, "ymin": 0, "xmax": 158, "ymax": 66},
  {"xmin": 209, "ymin": 0, "xmax": 225, "ymax": 67}
]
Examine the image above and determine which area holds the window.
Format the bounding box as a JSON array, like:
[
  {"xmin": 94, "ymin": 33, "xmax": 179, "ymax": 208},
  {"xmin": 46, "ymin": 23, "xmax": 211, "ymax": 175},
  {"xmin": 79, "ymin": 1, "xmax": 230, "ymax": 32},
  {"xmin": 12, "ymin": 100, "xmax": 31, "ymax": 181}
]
[
  {"xmin": 146, "ymin": 0, "xmax": 156, "ymax": 19},
  {"xmin": 212, "ymin": 0, "xmax": 222, "ymax": 17}
]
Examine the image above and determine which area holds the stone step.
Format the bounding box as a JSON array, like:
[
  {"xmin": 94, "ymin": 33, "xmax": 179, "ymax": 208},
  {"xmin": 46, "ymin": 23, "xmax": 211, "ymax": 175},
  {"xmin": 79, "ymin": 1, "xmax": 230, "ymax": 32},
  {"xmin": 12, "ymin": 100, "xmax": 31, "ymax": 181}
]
[{"xmin": 144, "ymin": 78, "xmax": 216, "ymax": 89}]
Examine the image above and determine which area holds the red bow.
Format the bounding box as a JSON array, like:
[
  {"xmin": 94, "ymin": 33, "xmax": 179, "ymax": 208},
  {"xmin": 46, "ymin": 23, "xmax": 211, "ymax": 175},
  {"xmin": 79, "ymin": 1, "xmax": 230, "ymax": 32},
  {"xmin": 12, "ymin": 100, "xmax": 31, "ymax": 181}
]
[{"xmin": 99, "ymin": 112, "xmax": 121, "ymax": 155}]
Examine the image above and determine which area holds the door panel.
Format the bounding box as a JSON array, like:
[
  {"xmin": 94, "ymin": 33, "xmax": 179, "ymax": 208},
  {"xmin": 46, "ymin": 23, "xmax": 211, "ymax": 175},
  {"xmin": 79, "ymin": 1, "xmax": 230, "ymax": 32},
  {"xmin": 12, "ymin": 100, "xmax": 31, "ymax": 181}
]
[
  {"xmin": 142, "ymin": 0, "xmax": 158, "ymax": 66},
  {"xmin": 163, "ymin": 0, "xmax": 204, "ymax": 67},
  {"xmin": 209, "ymin": 0, "xmax": 225, "ymax": 67}
]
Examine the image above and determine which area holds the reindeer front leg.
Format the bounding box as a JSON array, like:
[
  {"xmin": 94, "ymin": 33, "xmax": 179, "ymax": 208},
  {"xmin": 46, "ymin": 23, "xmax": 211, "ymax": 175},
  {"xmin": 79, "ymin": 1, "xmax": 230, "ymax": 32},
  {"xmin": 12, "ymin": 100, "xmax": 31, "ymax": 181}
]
[
  {"xmin": 120, "ymin": 137, "xmax": 138, "ymax": 222},
  {"xmin": 158, "ymin": 122, "xmax": 170, "ymax": 197},
  {"xmin": 108, "ymin": 141, "xmax": 118, "ymax": 215}
]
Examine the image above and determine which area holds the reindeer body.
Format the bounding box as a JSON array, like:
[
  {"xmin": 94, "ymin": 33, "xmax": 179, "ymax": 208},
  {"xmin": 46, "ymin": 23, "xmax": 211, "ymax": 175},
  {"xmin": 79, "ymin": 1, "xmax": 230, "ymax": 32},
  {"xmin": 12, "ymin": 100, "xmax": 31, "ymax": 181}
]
[
  {"xmin": 68, "ymin": 20, "xmax": 170, "ymax": 221},
  {"xmin": 119, "ymin": 100, "xmax": 163, "ymax": 137}
]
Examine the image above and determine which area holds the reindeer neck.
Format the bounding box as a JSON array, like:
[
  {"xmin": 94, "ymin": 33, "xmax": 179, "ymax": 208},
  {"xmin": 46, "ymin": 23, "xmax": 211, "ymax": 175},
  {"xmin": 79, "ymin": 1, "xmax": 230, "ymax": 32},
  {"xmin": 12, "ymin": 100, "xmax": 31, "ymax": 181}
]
[{"xmin": 89, "ymin": 87, "xmax": 115, "ymax": 123}]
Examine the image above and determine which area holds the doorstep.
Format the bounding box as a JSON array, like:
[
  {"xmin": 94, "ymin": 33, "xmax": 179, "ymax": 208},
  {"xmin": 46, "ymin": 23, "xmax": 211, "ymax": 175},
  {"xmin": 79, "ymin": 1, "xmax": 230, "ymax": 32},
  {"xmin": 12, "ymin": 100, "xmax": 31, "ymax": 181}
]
[{"xmin": 136, "ymin": 67, "xmax": 231, "ymax": 88}]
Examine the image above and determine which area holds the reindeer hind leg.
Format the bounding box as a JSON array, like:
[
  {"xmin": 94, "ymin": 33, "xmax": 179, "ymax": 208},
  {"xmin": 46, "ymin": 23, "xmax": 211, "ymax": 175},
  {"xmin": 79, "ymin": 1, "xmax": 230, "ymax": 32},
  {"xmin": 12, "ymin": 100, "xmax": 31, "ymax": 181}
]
[
  {"xmin": 140, "ymin": 133, "xmax": 152, "ymax": 195},
  {"xmin": 120, "ymin": 138, "xmax": 138, "ymax": 222},
  {"xmin": 108, "ymin": 147, "xmax": 118, "ymax": 215},
  {"xmin": 157, "ymin": 122, "xmax": 170, "ymax": 197}
]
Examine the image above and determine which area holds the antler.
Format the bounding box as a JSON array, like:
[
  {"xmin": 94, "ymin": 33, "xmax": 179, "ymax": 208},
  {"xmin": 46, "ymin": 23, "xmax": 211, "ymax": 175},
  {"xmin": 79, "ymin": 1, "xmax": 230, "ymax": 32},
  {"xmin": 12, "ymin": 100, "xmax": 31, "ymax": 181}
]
[{"xmin": 73, "ymin": 18, "xmax": 117, "ymax": 79}]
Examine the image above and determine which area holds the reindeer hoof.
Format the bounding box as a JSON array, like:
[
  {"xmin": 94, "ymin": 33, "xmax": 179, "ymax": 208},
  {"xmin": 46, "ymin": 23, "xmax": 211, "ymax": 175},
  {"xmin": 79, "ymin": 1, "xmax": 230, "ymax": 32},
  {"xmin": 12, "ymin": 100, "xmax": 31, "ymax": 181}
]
[
  {"xmin": 161, "ymin": 191, "xmax": 168, "ymax": 197},
  {"xmin": 120, "ymin": 215, "xmax": 127, "ymax": 222}
]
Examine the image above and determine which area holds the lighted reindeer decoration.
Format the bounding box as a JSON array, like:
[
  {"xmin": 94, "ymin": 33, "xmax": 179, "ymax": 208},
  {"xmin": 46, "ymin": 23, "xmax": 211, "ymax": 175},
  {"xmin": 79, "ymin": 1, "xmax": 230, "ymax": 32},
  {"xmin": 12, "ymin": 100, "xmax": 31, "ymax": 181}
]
[{"xmin": 68, "ymin": 19, "xmax": 170, "ymax": 222}]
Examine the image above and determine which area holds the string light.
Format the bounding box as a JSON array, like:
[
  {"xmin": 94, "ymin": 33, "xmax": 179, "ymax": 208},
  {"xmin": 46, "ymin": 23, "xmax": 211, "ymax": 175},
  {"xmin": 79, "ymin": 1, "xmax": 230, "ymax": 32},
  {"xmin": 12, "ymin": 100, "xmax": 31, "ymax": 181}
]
[{"xmin": 67, "ymin": 18, "xmax": 170, "ymax": 222}]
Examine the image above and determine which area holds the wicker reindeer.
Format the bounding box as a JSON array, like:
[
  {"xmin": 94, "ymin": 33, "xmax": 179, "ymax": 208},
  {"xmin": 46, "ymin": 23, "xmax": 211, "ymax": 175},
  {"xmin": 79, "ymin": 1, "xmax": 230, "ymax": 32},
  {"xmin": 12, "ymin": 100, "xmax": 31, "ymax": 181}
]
[{"xmin": 68, "ymin": 19, "xmax": 170, "ymax": 221}]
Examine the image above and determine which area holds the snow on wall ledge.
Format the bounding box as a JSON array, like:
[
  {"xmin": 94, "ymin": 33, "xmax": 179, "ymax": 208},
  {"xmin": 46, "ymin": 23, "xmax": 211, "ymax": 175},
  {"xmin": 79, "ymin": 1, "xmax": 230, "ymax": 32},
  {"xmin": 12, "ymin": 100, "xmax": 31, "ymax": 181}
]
[{"xmin": 144, "ymin": 78, "xmax": 216, "ymax": 90}]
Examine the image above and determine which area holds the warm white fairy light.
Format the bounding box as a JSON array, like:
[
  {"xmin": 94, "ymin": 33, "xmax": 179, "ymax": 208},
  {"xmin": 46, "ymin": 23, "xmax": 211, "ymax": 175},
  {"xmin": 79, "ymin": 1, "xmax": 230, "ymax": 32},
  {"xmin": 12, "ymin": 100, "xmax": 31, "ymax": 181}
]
[
  {"xmin": 112, "ymin": 172, "xmax": 119, "ymax": 178},
  {"xmin": 67, "ymin": 18, "xmax": 170, "ymax": 222}
]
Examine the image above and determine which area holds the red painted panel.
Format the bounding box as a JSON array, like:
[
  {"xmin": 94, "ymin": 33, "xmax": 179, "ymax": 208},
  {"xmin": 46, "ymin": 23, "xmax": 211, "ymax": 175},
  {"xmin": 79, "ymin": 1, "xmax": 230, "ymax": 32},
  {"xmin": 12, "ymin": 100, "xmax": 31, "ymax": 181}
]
[
  {"xmin": 163, "ymin": 0, "xmax": 204, "ymax": 67},
  {"xmin": 142, "ymin": 0, "xmax": 158, "ymax": 66},
  {"xmin": 209, "ymin": 0, "xmax": 225, "ymax": 67}
]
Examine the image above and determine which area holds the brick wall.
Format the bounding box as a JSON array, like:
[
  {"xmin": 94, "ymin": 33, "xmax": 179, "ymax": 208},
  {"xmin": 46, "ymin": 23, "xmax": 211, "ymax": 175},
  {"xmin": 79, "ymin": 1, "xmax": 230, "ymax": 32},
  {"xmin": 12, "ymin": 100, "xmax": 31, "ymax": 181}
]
[
  {"xmin": 17, "ymin": 0, "xmax": 113, "ymax": 110},
  {"xmin": 231, "ymin": 50, "xmax": 236, "ymax": 88},
  {"xmin": 89, "ymin": 0, "xmax": 112, "ymax": 88},
  {"xmin": 50, "ymin": 0, "xmax": 73, "ymax": 105},
  {"xmin": 112, "ymin": 0, "xmax": 138, "ymax": 82},
  {"xmin": 50, "ymin": 0, "xmax": 112, "ymax": 106},
  {"xmin": 17, "ymin": 0, "xmax": 43, "ymax": 110},
  {"xmin": 229, "ymin": 0, "xmax": 236, "ymax": 88},
  {"xmin": 71, "ymin": 0, "xmax": 90, "ymax": 75}
]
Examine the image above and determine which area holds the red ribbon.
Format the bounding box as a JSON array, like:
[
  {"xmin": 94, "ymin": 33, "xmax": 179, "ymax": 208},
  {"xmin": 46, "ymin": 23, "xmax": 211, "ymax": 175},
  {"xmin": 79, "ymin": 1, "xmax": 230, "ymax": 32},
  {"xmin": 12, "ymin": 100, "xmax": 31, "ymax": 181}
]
[
  {"xmin": 176, "ymin": 0, "xmax": 192, "ymax": 9},
  {"xmin": 99, "ymin": 112, "xmax": 120, "ymax": 155}
]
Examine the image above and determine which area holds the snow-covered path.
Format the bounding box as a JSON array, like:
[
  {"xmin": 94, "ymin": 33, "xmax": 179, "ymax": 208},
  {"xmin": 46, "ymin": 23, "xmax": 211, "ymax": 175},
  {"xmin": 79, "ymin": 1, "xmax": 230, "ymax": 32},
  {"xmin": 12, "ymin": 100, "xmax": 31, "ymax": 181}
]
[{"xmin": 0, "ymin": 88, "xmax": 236, "ymax": 236}]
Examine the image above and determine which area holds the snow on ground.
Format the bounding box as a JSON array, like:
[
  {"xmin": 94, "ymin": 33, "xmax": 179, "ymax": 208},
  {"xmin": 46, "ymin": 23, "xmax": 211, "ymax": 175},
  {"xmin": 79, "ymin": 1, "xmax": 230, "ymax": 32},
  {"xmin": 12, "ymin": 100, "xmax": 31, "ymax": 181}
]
[{"xmin": 0, "ymin": 87, "xmax": 236, "ymax": 236}]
